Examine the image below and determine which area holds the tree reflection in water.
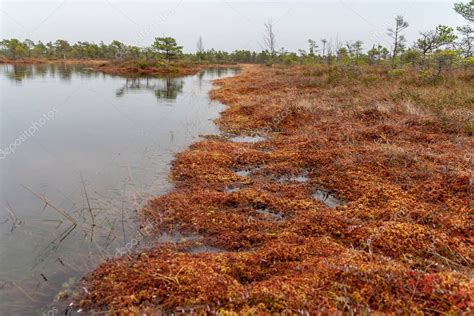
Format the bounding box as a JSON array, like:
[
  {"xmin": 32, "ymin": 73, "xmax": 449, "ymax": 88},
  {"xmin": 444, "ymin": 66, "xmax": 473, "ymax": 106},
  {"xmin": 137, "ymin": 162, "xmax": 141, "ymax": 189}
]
[
  {"xmin": 1, "ymin": 64, "xmax": 90, "ymax": 82},
  {"xmin": 116, "ymin": 77, "xmax": 184, "ymax": 101},
  {"xmin": 3, "ymin": 64, "xmax": 34, "ymax": 82},
  {"xmin": 0, "ymin": 64, "xmax": 188, "ymax": 101}
]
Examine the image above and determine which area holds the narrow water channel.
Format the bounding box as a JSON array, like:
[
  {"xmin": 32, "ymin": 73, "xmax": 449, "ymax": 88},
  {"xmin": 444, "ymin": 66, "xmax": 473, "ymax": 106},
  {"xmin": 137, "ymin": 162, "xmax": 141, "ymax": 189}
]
[{"xmin": 0, "ymin": 64, "xmax": 237, "ymax": 315}]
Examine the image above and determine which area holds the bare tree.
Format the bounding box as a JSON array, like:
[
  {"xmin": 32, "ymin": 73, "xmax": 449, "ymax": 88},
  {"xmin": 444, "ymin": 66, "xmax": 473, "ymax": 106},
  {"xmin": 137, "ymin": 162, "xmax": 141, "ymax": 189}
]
[
  {"xmin": 264, "ymin": 20, "xmax": 277, "ymax": 57},
  {"xmin": 326, "ymin": 39, "xmax": 334, "ymax": 64},
  {"xmin": 321, "ymin": 39, "xmax": 327, "ymax": 57},
  {"xmin": 457, "ymin": 24, "xmax": 473, "ymax": 57},
  {"xmin": 387, "ymin": 15, "xmax": 409, "ymax": 64},
  {"xmin": 334, "ymin": 37, "xmax": 343, "ymax": 62},
  {"xmin": 197, "ymin": 36, "xmax": 204, "ymax": 54},
  {"xmin": 196, "ymin": 36, "xmax": 204, "ymax": 62},
  {"xmin": 352, "ymin": 40, "xmax": 363, "ymax": 59}
]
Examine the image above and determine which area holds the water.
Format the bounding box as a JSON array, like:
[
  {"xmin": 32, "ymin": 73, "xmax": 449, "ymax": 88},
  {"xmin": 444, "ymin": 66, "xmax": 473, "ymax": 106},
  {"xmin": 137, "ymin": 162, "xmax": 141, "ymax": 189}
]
[
  {"xmin": 255, "ymin": 208, "xmax": 285, "ymax": 221},
  {"xmin": 312, "ymin": 189, "xmax": 343, "ymax": 208},
  {"xmin": 0, "ymin": 63, "xmax": 237, "ymax": 315},
  {"xmin": 278, "ymin": 174, "xmax": 309, "ymax": 183},
  {"xmin": 228, "ymin": 135, "xmax": 267, "ymax": 143},
  {"xmin": 235, "ymin": 169, "xmax": 251, "ymax": 177}
]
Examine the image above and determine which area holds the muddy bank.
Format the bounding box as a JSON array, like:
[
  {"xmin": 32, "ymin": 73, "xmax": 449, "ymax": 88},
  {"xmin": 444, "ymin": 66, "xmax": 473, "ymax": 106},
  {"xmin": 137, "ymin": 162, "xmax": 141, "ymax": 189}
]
[{"xmin": 80, "ymin": 65, "xmax": 473, "ymax": 314}]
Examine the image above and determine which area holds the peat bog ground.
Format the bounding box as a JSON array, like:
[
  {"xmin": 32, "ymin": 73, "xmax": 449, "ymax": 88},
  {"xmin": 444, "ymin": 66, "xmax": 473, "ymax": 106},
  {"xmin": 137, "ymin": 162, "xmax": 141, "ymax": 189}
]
[{"xmin": 80, "ymin": 64, "xmax": 473, "ymax": 314}]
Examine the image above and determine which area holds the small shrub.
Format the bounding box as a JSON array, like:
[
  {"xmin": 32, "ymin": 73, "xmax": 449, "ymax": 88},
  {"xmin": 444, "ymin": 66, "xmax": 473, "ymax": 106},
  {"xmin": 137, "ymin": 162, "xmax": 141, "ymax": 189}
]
[
  {"xmin": 388, "ymin": 68, "xmax": 405, "ymax": 78},
  {"xmin": 137, "ymin": 60, "xmax": 148, "ymax": 69},
  {"xmin": 415, "ymin": 69, "xmax": 443, "ymax": 86},
  {"xmin": 463, "ymin": 56, "xmax": 474, "ymax": 69},
  {"xmin": 361, "ymin": 75, "xmax": 378, "ymax": 86}
]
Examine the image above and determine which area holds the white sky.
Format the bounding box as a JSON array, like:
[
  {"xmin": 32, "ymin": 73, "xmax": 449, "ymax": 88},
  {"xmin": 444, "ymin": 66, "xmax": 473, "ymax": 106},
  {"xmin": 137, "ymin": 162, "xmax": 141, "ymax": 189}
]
[{"xmin": 0, "ymin": 1, "xmax": 468, "ymax": 52}]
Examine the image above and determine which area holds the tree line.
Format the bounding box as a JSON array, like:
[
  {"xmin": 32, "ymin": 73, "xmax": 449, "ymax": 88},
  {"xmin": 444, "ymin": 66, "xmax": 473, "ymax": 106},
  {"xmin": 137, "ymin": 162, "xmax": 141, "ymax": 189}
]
[{"xmin": 1, "ymin": 1, "xmax": 472, "ymax": 71}]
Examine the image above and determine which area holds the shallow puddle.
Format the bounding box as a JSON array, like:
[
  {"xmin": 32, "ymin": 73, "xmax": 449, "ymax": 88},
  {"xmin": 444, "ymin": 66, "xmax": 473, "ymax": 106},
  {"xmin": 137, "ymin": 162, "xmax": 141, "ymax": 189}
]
[
  {"xmin": 312, "ymin": 189, "xmax": 343, "ymax": 208},
  {"xmin": 235, "ymin": 170, "xmax": 251, "ymax": 177},
  {"xmin": 156, "ymin": 231, "xmax": 201, "ymax": 243},
  {"xmin": 278, "ymin": 174, "xmax": 310, "ymax": 183},
  {"xmin": 229, "ymin": 135, "xmax": 267, "ymax": 143},
  {"xmin": 256, "ymin": 208, "xmax": 285, "ymax": 221},
  {"xmin": 234, "ymin": 165, "xmax": 261, "ymax": 178},
  {"xmin": 224, "ymin": 183, "xmax": 245, "ymax": 193}
]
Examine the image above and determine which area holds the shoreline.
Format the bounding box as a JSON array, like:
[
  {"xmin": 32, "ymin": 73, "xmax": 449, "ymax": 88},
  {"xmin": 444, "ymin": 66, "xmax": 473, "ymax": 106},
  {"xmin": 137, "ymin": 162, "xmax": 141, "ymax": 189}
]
[
  {"xmin": 0, "ymin": 58, "xmax": 108, "ymax": 66},
  {"xmin": 79, "ymin": 64, "xmax": 473, "ymax": 313},
  {"xmin": 0, "ymin": 58, "xmax": 239, "ymax": 77},
  {"xmin": 0, "ymin": 64, "xmax": 242, "ymax": 315}
]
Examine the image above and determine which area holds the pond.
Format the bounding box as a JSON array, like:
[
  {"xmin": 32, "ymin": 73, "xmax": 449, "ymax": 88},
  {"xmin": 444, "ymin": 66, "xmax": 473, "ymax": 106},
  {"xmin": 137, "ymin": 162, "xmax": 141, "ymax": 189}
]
[{"xmin": 0, "ymin": 63, "xmax": 238, "ymax": 315}]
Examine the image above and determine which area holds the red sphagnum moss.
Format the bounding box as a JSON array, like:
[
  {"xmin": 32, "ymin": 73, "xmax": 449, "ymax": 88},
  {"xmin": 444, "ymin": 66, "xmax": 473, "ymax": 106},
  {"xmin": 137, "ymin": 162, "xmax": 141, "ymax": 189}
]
[{"xmin": 80, "ymin": 64, "xmax": 473, "ymax": 314}]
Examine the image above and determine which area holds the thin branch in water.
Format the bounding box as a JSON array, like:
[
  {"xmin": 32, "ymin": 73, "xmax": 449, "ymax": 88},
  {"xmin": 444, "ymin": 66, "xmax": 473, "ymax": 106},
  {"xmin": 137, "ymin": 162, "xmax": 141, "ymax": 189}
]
[
  {"xmin": 127, "ymin": 163, "xmax": 141, "ymax": 210},
  {"xmin": 80, "ymin": 172, "xmax": 95, "ymax": 243},
  {"xmin": 59, "ymin": 223, "xmax": 77, "ymax": 243},
  {"xmin": 12, "ymin": 282, "xmax": 38, "ymax": 302},
  {"xmin": 3, "ymin": 202, "xmax": 22, "ymax": 232},
  {"xmin": 103, "ymin": 218, "xmax": 117, "ymax": 249},
  {"xmin": 40, "ymin": 273, "xmax": 48, "ymax": 282},
  {"xmin": 21, "ymin": 185, "xmax": 77, "ymax": 225},
  {"xmin": 121, "ymin": 181, "xmax": 127, "ymax": 246}
]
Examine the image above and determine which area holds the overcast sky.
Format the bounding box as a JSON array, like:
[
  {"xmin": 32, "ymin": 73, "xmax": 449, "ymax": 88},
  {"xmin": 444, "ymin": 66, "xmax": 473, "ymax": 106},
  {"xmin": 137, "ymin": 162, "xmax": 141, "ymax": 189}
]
[{"xmin": 0, "ymin": 1, "xmax": 468, "ymax": 52}]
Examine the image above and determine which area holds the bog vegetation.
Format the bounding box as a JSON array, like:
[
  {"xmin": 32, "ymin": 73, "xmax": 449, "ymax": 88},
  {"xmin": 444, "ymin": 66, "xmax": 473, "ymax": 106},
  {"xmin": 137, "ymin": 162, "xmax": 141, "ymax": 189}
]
[
  {"xmin": 76, "ymin": 2, "xmax": 473, "ymax": 314},
  {"xmin": 1, "ymin": 1, "xmax": 473, "ymax": 73},
  {"xmin": 80, "ymin": 61, "xmax": 473, "ymax": 314}
]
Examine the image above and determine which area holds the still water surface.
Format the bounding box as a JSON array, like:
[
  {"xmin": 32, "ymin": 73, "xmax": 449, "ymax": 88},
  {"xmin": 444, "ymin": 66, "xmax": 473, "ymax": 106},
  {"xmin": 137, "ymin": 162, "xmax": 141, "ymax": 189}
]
[{"xmin": 0, "ymin": 64, "xmax": 237, "ymax": 315}]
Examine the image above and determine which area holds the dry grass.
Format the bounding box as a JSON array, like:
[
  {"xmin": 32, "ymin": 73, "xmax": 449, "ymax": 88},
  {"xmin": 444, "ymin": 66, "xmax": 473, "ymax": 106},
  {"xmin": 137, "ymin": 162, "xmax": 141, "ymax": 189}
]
[{"xmin": 80, "ymin": 64, "xmax": 473, "ymax": 314}]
